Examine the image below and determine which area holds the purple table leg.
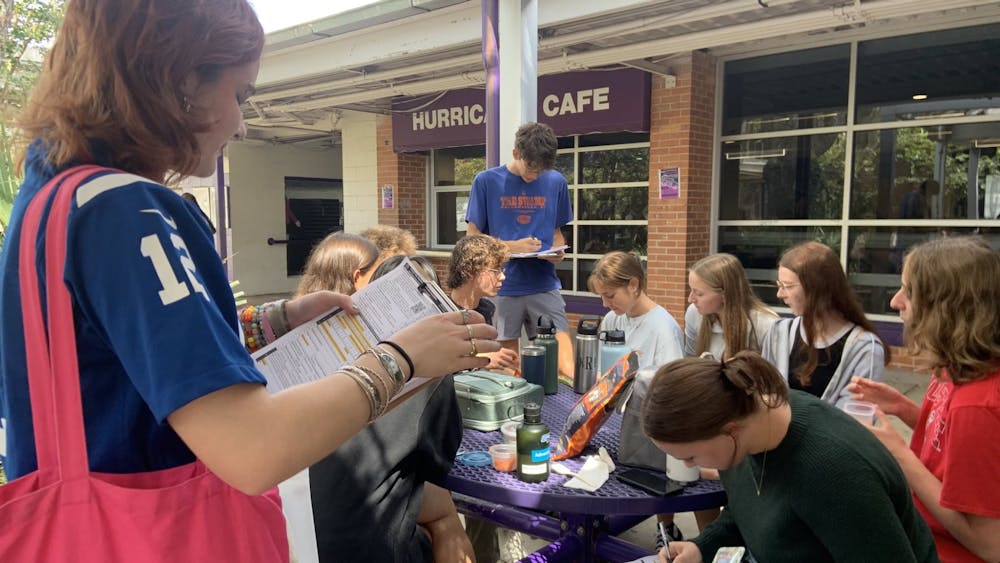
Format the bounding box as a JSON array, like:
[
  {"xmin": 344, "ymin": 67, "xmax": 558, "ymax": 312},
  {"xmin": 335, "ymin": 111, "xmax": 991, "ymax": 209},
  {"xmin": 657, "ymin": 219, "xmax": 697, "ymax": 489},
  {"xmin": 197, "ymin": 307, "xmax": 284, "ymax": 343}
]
[
  {"xmin": 515, "ymin": 535, "xmax": 584, "ymax": 563},
  {"xmin": 607, "ymin": 514, "xmax": 649, "ymax": 535},
  {"xmin": 453, "ymin": 493, "xmax": 565, "ymax": 541}
]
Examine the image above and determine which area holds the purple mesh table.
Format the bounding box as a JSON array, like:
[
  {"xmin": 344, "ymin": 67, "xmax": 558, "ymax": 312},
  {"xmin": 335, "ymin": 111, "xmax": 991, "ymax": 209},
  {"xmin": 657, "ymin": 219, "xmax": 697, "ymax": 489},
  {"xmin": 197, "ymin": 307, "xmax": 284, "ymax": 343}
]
[{"xmin": 440, "ymin": 383, "xmax": 726, "ymax": 563}]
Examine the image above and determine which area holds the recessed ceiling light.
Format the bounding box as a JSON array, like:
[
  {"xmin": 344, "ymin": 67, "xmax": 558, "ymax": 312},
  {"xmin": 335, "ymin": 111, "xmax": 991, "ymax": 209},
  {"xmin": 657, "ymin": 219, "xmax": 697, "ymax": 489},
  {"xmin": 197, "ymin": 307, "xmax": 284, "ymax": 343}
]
[{"xmin": 912, "ymin": 94, "xmax": 928, "ymax": 100}]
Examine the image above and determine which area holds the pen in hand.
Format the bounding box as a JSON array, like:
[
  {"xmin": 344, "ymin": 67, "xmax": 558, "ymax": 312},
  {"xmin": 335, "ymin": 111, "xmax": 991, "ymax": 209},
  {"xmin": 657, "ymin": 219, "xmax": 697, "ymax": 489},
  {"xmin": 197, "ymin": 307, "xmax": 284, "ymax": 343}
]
[{"xmin": 658, "ymin": 522, "xmax": 674, "ymax": 563}]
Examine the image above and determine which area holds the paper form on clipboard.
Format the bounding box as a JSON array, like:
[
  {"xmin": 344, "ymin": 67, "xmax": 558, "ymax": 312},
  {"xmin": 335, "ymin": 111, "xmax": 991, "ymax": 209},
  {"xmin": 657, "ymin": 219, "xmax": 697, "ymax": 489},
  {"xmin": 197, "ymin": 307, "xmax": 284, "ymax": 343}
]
[{"xmin": 251, "ymin": 257, "xmax": 457, "ymax": 404}]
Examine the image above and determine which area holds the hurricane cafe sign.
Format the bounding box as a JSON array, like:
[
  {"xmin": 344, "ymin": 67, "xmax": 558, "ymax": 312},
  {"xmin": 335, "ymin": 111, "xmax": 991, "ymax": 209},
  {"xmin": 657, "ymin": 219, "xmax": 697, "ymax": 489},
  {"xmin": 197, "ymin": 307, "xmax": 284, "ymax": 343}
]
[{"xmin": 392, "ymin": 68, "xmax": 650, "ymax": 152}]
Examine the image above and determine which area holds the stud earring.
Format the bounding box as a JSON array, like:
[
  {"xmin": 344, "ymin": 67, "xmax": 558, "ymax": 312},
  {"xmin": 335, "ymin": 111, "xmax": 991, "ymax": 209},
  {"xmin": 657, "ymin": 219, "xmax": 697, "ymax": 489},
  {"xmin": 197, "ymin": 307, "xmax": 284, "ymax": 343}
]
[{"xmin": 182, "ymin": 96, "xmax": 192, "ymax": 113}]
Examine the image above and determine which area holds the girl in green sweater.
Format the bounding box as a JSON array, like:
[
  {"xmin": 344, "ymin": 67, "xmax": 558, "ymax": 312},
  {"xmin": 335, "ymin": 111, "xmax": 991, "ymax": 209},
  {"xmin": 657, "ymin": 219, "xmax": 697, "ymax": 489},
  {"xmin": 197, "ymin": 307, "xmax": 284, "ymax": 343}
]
[{"xmin": 642, "ymin": 352, "xmax": 939, "ymax": 563}]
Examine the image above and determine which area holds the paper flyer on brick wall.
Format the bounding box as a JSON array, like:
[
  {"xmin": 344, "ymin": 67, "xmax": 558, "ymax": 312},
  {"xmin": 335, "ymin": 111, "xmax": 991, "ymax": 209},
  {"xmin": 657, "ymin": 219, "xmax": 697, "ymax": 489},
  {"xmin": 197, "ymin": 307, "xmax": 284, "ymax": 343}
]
[{"xmin": 659, "ymin": 167, "xmax": 680, "ymax": 200}]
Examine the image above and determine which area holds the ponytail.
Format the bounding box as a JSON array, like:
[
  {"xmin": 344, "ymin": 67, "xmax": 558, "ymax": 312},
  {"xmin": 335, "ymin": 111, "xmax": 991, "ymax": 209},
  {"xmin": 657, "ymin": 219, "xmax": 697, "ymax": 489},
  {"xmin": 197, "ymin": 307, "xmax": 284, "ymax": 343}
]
[{"xmin": 642, "ymin": 352, "xmax": 788, "ymax": 443}]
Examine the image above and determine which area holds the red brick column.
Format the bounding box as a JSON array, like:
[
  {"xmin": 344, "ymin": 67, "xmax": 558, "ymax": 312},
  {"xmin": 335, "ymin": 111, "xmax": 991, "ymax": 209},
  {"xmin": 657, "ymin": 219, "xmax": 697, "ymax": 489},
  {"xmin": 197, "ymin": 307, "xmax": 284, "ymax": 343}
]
[
  {"xmin": 646, "ymin": 51, "xmax": 717, "ymax": 325},
  {"xmin": 376, "ymin": 116, "xmax": 428, "ymax": 246}
]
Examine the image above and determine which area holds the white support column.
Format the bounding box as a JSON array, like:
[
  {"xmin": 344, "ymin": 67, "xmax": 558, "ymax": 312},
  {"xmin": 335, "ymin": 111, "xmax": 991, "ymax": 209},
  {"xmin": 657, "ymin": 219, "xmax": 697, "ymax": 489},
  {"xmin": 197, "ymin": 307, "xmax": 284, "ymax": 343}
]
[
  {"xmin": 341, "ymin": 111, "xmax": 379, "ymax": 233},
  {"xmin": 499, "ymin": 0, "xmax": 538, "ymax": 161}
]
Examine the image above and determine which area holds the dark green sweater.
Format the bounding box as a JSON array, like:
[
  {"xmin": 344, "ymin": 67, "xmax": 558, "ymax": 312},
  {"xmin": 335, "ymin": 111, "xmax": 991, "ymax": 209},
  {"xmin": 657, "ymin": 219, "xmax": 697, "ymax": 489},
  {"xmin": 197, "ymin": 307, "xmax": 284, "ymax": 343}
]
[{"xmin": 694, "ymin": 391, "xmax": 939, "ymax": 563}]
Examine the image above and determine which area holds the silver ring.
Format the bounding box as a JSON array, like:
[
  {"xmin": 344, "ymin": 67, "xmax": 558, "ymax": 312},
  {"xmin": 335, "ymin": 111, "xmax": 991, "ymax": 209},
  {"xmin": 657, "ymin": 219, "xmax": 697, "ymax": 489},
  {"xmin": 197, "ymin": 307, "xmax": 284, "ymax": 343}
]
[
  {"xmin": 460, "ymin": 309, "xmax": 471, "ymax": 325},
  {"xmin": 469, "ymin": 338, "xmax": 478, "ymax": 357}
]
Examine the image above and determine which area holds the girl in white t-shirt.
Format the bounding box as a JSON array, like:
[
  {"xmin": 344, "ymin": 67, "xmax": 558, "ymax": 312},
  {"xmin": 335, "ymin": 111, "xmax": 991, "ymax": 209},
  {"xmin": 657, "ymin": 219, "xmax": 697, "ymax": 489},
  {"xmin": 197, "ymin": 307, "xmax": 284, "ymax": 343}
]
[
  {"xmin": 588, "ymin": 251, "xmax": 683, "ymax": 371},
  {"xmin": 686, "ymin": 253, "xmax": 778, "ymax": 360},
  {"xmin": 589, "ymin": 251, "xmax": 686, "ymax": 545}
]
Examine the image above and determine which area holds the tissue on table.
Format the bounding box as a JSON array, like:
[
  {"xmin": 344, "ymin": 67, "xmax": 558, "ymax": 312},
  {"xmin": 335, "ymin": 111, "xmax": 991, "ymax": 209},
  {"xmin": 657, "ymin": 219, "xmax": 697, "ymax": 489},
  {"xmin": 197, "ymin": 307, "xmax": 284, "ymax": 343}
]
[{"xmin": 563, "ymin": 454, "xmax": 611, "ymax": 492}]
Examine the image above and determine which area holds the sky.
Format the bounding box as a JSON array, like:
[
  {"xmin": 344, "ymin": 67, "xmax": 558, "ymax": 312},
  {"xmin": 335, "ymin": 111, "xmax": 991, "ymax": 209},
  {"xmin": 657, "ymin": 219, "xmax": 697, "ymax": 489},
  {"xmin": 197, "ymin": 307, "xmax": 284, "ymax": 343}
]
[{"xmin": 250, "ymin": 0, "xmax": 381, "ymax": 32}]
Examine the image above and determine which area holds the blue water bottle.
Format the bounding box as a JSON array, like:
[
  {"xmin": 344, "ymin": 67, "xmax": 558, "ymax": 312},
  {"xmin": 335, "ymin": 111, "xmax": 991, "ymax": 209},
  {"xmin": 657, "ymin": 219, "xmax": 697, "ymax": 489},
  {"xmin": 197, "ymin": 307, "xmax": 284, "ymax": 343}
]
[{"xmin": 599, "ymin": 329, "xmax": 629, "ymax": 376}]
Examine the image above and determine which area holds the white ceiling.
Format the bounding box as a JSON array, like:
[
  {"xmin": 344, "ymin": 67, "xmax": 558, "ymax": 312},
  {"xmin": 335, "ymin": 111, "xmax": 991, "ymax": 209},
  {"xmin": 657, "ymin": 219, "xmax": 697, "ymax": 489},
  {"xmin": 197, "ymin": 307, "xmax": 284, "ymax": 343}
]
[{"xmin": 244, "ymin": 0, "xmax": 1000, "ymax": 146}]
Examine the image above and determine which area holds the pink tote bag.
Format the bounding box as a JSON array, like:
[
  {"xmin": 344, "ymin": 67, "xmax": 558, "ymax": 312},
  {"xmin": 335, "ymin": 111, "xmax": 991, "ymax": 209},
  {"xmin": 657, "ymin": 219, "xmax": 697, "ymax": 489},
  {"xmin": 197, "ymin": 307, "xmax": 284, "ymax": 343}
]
[{"xmin": 0, "ymin": 165, "xmax": 289, "ymax": 562}]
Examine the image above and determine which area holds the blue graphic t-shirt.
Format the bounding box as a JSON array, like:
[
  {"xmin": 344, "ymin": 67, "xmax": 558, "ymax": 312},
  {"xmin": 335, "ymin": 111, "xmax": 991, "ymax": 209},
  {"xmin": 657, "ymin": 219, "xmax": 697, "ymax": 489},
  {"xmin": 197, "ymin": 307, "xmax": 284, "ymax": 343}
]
[
  {"xmin": 465, "ymin": 165, "xmax": 573, "ymax": 296},
  {"xmin": 0, "ymin": 145, "xmax": 264, "ymax": 479}
]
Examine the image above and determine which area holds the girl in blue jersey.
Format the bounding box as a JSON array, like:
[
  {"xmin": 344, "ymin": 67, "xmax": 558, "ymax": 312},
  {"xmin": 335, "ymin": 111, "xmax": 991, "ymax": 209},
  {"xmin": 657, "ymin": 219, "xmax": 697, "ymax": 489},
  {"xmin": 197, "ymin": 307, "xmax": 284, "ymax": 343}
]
[{"xmin": 0, "ymin": 0, "xmax": 497, "ymax": 554}]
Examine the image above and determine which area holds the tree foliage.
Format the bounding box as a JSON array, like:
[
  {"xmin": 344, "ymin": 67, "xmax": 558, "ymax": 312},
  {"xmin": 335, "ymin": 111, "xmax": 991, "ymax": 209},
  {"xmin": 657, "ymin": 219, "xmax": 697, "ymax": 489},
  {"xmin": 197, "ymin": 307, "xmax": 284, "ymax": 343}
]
[{"xmin": 0, "ymin": 0, "xmax": 64, "ymax": 246}]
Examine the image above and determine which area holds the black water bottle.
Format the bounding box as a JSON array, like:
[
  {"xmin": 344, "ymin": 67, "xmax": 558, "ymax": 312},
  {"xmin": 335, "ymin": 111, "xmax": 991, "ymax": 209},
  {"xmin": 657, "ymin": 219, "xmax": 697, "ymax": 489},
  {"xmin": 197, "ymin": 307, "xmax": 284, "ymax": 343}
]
[
  {"xmin": 516, "ymin": 403, "xmax": 550, "ymax": 483},
  {"xmin": 535, "ymin": 316, "xmax": 559, "ymax": 395}
]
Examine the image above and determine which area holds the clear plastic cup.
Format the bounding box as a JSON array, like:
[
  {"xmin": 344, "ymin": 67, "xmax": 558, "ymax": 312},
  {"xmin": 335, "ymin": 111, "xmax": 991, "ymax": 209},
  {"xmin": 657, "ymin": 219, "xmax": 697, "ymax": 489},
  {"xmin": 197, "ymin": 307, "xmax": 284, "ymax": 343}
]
[
  {"xmin": 500, "ymin": 421, "xmax": 521, "ymax": 444},
  {"xmin": 488, "ymin": 444, "xmax": 517, "ymax": 472},
  {"xmin": 842, "ymin": 400, "xmax": 876, "ymax": 426}
]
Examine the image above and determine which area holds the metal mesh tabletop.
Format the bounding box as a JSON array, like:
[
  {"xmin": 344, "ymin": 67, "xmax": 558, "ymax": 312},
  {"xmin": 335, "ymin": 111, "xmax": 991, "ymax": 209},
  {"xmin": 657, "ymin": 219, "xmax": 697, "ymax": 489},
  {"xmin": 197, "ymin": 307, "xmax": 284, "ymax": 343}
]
[{"xmin": 443, "ymin": 383, "xmax": 726, "ymax": 515}]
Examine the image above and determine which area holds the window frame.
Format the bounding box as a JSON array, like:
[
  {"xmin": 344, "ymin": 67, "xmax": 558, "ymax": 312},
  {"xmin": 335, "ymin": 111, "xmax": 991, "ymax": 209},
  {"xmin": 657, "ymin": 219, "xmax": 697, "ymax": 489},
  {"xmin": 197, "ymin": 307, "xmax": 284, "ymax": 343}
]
[{"xmin": 715, "ymin": 29, "xmax": 1000, "ymax": 322}]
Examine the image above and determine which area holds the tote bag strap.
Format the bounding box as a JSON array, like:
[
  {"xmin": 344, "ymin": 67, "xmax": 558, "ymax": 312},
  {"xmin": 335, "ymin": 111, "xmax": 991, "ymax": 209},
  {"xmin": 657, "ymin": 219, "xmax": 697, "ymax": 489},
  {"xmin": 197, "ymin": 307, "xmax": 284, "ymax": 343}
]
[{"xmin": 18, "ymin": 164, "xmax": 112, "ymax": 484}]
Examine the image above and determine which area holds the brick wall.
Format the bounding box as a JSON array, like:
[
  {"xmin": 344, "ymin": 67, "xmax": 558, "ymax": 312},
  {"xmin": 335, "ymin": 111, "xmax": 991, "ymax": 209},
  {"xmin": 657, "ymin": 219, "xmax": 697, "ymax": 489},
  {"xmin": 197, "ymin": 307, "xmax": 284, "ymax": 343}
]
[
  {"xmin": 646, "ymin": 51, "xmax": 717, "ymax": 323},
  {"xmin": 376, "ymin": 116, "xmax": 428, "ymax": 246},
  {"xmin": 888, "ymin": 345, "xmax": 931, "ymax": 373}
]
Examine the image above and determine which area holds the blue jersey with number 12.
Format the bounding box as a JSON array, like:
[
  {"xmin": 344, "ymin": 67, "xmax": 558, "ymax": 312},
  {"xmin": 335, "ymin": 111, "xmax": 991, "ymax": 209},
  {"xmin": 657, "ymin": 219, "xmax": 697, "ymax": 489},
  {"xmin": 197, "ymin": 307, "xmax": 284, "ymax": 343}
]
[{"xmin": 0, "ymin": 145, "xmax": 264, "ymax": 479}]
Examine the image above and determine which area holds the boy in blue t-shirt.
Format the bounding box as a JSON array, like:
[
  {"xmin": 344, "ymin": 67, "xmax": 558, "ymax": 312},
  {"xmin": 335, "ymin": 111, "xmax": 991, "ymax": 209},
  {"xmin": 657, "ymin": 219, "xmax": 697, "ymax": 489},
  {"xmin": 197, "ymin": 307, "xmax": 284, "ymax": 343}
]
[{"xmin": 465, "ymin": 122, "xmax": 575, "ymax": 379}]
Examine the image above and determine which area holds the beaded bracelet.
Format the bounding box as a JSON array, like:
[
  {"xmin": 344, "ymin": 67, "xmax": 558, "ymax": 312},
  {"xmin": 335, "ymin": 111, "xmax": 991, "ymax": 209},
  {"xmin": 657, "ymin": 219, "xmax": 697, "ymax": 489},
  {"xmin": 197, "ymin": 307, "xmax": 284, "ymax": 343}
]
[
  {"xmin": 240, "ymin": 305, "xmax": 266, "ymax": 352},
  {"xmin": 377, "ymin": 340, "xmax": 415, "ymax": 381},
  {"xmin": 365, "ymin": 346, "xmax": 406, "ymax": 387}
]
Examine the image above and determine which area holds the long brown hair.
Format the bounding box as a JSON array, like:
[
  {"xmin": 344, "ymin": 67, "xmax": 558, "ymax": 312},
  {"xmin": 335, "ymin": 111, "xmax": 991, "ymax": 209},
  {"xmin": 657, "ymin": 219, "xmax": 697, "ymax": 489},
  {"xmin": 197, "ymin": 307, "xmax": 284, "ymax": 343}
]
[
  {"xmin": 18, "ymin": 0, "xmax": 264, "ymax": 182},
  {"xmin": 689, "ymin": 253, "xmax": 776, "ymax": 358},
  {"xmin": 294, "ymin": 232, "xmax": 379, "ymax": 297},
  {"xmin": 780, "ymin": 241, "xmax": 889, "ymax": 385},
  {"xmin": 642, "ymin": 352, "xmax": 788, "ymax": 443},
  {"xmin": 903, "ymin": 236, "xmax": 1000, "ymax": 383}
]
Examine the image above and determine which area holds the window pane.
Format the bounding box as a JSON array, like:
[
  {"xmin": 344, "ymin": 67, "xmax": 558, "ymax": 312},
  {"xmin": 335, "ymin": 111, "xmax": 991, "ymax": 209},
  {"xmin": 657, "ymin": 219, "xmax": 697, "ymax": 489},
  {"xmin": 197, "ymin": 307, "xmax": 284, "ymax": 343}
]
[
  {"xmin": 435, "ymin": 191, "xmax": 470, "ymax": 245},
  {"xmin": 434, "ymin": 146, "xmax": 485, "ymax": 186},
  {"xmin": 851, "ymin": 125, "xmax": 1000, "ymax": 219},
  {"xmin": 718, "ymin": 226, "xmax": 842, "ymax": 307},
  {"xmin": 557, "ymin": 259, "xmax": 574, "ymax": 292},
  {"xmin": 719, "ymin": 133, "xmax": 845, "ymax": 220},
  {"xmin": 576, "ymin": 186, "xmax": 648, "ymax": 220},
  {"xmin": 576, "ymin": 225, "xmax": 647, "ymax": 255},
  {"xmin": 579, "ymin": 148, "xmax": 649, "ymax": 184},
  {"xmin": 722, "ymin": 45, "xmax": 849, "ymax": 135},
  {"xmin": 856, "ymin": 24, "xmax": 1000, "ymax": 124},
  {"xmin": 847, "ymin": 226, "xmax": 1000, "ymax": 315},
  {"xmin": 575, "ymin": 258, "xmax": 598, "ymax": 294},
  {"xmin": 555, "ymin": 154, "xmax": 574, "ymax": 184}
]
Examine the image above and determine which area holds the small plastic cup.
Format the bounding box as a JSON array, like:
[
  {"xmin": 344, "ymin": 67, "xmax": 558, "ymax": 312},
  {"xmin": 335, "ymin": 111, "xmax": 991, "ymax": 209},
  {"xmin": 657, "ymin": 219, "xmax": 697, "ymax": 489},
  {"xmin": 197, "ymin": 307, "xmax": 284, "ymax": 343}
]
[
  {"xmin": 841, "ymin": 400, "xmax": 876, "ymax": 426},
  {"xmin": 488, "ymin": 444, "xmax": 517, "ymax": 472},
  {"xmin": 500, "ymin": 421, "xmax": 521, "ymax": 444}
]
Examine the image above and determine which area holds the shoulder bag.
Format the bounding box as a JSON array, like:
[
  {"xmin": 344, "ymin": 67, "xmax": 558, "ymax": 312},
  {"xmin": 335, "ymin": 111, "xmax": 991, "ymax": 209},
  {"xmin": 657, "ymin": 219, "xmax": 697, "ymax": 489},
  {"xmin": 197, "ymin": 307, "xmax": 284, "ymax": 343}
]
[{"xmin": 0, "ymin": 165, "xmax": 289, "ymax": 562}]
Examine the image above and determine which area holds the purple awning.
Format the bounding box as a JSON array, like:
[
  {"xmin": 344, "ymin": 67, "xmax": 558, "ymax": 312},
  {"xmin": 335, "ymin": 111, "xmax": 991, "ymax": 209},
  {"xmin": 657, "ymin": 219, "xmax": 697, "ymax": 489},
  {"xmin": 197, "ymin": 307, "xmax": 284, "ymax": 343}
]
[{"xmin": 392, "ymin": 68, "xmax": 650, "ymax": 153}]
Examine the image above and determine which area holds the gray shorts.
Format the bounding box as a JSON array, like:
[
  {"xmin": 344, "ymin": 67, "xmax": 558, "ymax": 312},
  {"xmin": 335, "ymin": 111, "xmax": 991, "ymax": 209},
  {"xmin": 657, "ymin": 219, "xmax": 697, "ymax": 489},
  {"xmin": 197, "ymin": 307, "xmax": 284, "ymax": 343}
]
[{"xmin": 495, "ymin": 290, "xmax": 570, "ymax": 341}]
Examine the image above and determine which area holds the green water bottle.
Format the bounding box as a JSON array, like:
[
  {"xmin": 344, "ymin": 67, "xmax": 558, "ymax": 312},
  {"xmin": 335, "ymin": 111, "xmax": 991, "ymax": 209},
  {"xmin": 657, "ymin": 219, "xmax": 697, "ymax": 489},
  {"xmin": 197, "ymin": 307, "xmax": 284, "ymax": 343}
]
[
  {"xmin": 516, "ymin": 402, "xmax": 550, "ymax": 483},
  {"xmin": 534, "ymin": 316, "xmax": 559, "ymax": 395}
]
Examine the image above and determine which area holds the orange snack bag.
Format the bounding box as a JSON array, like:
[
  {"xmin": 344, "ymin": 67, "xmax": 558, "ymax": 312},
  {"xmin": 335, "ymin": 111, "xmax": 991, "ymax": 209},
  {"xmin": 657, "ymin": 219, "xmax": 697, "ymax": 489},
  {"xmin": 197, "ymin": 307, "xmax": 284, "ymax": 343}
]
[{"xmin": 552, "ymin": 351, "xmax": 638, "ymax": 461}]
